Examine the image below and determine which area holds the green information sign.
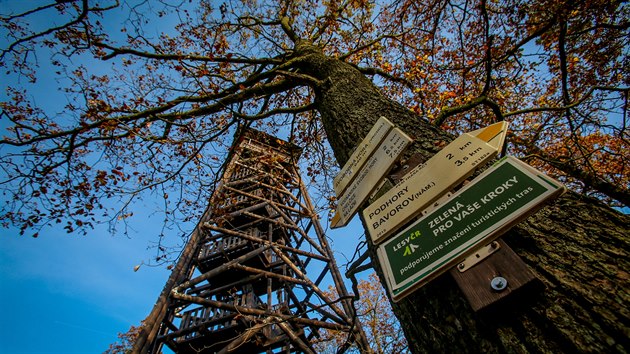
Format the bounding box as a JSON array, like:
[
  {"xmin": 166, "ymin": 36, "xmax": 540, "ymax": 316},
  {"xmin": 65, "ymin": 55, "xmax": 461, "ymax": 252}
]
[{"xmin": 378, "ymin": 156, "xmax": 565, "ymax": 301}]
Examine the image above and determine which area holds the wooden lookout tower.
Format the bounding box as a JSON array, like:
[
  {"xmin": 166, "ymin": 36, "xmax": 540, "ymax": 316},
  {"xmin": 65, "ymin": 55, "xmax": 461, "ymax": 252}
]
[{"xmin": 133, "ymin": 127, "xmax": 371, "ymax": 353}]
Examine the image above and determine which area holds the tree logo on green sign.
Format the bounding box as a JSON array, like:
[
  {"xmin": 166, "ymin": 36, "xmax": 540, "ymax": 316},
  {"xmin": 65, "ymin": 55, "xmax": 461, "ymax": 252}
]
[
  {"xmin": 390, "ymin": 230, "xmax": 422, "ymax": 257},
  {"xmin": 403, "ymin": 243, "xmax": 419, "ymax": 256}
]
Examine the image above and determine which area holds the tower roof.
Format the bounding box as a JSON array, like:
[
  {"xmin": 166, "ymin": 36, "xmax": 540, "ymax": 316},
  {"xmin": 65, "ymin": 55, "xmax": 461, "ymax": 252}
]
[{"xmin": 234, "ymin": 125, "xmax": 302, "ymax": 160}]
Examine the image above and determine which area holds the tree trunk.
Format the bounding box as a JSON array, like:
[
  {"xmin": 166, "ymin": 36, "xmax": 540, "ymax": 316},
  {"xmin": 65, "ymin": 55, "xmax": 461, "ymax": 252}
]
[{"xmin": 296, "ymin": 46, "xmax": 630, "ymax": 353}]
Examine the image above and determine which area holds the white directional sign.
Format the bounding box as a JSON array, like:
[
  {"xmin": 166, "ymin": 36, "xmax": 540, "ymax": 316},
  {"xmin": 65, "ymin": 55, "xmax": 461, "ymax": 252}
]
[
  {"xmin": 331, "ymin": 127, "xmax": 412, "ymax": 228},
  {"xmin": 333, "ymin": 117, "xmax": 395, "ymax": 196},
  {"xmin": 363, "ymin": 121, "xmax": 509, "ymax": 244},
  {"xmin": 377, "ymin": 156, "xmax": 566, "ymax": 302}
]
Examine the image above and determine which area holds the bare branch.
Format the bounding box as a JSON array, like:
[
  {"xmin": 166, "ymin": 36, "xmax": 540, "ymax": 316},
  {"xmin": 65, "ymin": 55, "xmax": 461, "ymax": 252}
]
[{"xmin": 1, "ymin": 0, "xmax": 89, "ymax": 60}]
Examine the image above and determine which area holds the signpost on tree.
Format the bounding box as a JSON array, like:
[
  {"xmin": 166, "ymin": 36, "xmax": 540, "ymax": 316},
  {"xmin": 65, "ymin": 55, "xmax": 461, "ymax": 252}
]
[
  {"xmin": 377, "ymin": 156, "xmax": 566, "ymax": 302},
  {"xmin": 363, "ymin": 121, "xmax": 509, "ymax": 244},
  {"xmin": 331, "ymin": 118, "xmax": 412, "ymax": 228}
]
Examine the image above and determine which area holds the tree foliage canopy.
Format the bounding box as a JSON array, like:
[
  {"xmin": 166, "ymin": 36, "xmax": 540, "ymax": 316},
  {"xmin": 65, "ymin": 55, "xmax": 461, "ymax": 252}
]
[{"xmin": 1, "ymin": 0, "xmax": 628, "ymax": 244}]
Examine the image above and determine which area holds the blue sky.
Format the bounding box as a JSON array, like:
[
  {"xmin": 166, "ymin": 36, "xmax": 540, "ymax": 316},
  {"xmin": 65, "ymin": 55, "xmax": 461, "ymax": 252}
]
[{"xmin": 0, "ymin": 223, "xmax": 171, "ymax": 353}]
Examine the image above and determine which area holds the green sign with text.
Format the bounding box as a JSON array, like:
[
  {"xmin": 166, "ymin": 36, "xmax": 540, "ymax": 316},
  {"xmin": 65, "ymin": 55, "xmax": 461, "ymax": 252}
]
[{"xmin": 378, "ymin": 156, "xmax": 565, "ymax": 301}]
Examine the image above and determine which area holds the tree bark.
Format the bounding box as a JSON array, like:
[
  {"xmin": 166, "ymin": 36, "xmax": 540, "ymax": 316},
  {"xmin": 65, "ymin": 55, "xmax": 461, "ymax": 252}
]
[{"xmin": 296, "ymin": 47, "xmax": 630, "ymax": 353}]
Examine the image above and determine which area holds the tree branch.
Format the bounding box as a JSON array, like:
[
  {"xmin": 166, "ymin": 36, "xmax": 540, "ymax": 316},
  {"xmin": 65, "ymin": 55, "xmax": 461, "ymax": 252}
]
[
  {"xmin": 96, "ymin": 41, "xmax": 282, "ymax": 64},
  {"xmin": 511, "ymin": 132, "xmax": 630, "ymax": 206},
  {"xmin": 232, "ymin": 102, "xmax": 316, "ymax": 121},
  {"xmin": 504, "ymin": 86, "xmax": 629, "ymax": 118},
  {"xmin": 1, "ymin": 0, "xmax": 89, "ymax": 60},
  {"xmin": 280, "ymin": 16, "xmax": 298, "ymax": 43}
]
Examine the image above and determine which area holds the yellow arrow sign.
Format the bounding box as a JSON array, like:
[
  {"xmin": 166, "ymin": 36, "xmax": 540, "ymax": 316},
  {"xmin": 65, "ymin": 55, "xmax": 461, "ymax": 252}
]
[
  {"xmin": 363, "ymin": 121, "xmax": 509, "ymax": 244},
  {"xmin": 468, "ymin": 120, "xmax": 508, "ymax": 151}
]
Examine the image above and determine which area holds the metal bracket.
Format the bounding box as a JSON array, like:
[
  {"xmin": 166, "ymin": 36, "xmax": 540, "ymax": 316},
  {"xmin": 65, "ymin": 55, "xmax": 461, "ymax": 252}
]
[{"xmin": 456, "ymin": 241, "xmax": 501, "ymax": 272}]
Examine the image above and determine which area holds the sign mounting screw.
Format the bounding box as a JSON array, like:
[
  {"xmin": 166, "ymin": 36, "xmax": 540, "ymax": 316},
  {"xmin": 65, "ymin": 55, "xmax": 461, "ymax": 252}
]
[{"xmin": 490, "ymin": 276, "xmax": 508, "ymax": 291}]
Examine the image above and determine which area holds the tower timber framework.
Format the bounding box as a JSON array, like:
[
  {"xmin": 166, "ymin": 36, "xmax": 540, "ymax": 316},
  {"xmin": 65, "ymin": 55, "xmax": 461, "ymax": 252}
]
[{"xmin": 133, "ymin": 127, "xmax": 371, "ymax": 354}]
